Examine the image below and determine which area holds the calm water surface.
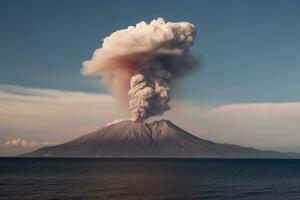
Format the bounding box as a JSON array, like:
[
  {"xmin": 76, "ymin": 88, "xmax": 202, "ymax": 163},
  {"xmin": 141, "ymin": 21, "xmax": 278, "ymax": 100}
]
[{"xmin": 0, "ymin": 158, "xmax": 300, "ymax": 199}]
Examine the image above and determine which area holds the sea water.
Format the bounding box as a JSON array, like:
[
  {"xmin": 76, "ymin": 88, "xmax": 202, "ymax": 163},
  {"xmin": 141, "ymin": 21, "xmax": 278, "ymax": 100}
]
[{"xmin": 0, "ymin": 158, "xmax": 300, "ymax": 200}]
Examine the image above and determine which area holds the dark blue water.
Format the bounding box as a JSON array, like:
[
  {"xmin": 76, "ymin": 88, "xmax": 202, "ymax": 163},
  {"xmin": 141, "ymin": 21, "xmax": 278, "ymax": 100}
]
[{"xmin": 1, "ymin": 158, "xmax": 300, "ymax": 200}]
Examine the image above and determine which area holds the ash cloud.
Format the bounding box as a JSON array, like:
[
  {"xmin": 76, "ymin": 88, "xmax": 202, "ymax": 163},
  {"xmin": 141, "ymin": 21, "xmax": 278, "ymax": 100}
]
[{"xmin": 82, "ymin": 18, "xmax": 197, "ymax": 122}]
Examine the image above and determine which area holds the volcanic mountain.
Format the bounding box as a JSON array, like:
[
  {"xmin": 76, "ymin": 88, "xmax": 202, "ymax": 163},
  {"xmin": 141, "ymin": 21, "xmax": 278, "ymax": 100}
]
[{"xmin": 21, "ymin": 120, "xmax": 299, "ymax": 158}]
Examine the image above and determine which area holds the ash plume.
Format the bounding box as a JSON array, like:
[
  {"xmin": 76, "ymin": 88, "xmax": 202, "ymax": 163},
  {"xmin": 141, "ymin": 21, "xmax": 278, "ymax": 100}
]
[{"xmin": 82, "ymin": 18, "xmax": 197, "ymax": 122}]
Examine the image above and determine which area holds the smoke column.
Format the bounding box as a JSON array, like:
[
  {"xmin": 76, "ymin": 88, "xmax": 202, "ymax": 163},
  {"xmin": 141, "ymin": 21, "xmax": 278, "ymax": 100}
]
[{"xmin": 82, "ymin": 18, "xmax": 197, "ymax": 122}]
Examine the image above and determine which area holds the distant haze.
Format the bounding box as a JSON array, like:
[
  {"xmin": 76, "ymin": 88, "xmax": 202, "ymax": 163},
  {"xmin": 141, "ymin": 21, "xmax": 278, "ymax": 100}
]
[{"xmin": 1, "ymin": 85, "xmax": 300, "ymax": 156}]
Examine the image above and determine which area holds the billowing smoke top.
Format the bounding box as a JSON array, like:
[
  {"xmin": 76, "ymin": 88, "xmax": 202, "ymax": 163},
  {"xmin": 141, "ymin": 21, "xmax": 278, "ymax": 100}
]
[{"xmin": 82, "ymin": 18, "xmax": 197, "ymax": 122}]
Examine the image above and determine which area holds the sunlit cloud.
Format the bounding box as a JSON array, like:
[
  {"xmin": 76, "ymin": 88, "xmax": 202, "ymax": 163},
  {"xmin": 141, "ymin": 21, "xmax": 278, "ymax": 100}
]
[
  {"xmin": 165, "ymin": 101, "xmax": 300, "ymax": 152},
  {"xmin": 0, "ymin": 84, "xmax": 125, "ymax": 156},
  {"xmin": 4, "ymin": 138, "xmax": 54, "ymax": 149},
  {"xmin": 1, "ymin": 84, "xmax": 300, "ymax": 155}
]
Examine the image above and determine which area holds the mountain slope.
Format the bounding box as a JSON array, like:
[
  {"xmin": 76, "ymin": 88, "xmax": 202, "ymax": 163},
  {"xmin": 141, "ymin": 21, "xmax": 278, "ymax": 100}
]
[{"xmin": 21, "ymin": 120, "xmax": 299, "ymax": 158}]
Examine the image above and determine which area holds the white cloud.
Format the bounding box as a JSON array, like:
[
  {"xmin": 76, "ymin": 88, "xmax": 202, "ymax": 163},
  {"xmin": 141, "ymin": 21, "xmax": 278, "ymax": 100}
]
[
  {"xmin": 5, "ymin": 138, "xmax": 53, "ymax": 149},
  {"xmin": 1, "ymin": 84, "xmax": 300, "ymax": 155},
  {"xmin": 164, "ymin": 101, "xmax": 300, "ymax": 152},
  {"xmin": 0, "ymin": 84, "xmax": 128, "ymax": 155}
]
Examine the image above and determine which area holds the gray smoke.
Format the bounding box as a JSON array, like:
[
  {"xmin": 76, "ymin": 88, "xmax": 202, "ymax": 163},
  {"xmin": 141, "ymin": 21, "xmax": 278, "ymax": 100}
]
[{"xmin": 82, "ymin": 18, "xmax": 197, "ymax": 122}]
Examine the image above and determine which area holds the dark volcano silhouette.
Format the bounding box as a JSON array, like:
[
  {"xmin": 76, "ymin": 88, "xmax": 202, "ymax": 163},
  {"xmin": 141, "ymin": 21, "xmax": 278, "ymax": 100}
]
[{"xmin": 21, "ymin": 120, "xmax": 299, "ymax": 158}]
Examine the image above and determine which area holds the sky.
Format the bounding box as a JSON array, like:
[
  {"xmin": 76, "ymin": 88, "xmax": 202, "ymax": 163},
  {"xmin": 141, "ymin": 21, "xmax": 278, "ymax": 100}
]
[{"xmin": 1, "ymin": 0, "xmax": 300, "ymax": 155}]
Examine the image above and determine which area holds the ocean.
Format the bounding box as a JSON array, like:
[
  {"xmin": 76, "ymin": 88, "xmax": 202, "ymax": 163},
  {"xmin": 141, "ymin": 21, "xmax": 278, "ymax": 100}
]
[{"xmin": 0, "ymin": 158, "xmax": 300, "ymax": 200}]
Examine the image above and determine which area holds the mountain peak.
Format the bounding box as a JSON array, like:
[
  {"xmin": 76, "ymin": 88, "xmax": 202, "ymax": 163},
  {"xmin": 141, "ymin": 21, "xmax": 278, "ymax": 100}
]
[
  {"xmin": 149, "ymin": 119, "xmax": 173, "ymax": 126},
  {"xmin": 21, "ymin": 119, "xmax": 300, "ymax": 158}
]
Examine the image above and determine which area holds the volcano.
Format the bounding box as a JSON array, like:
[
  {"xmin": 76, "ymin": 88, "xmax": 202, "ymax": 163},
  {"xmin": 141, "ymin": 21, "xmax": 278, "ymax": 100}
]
[{"xmin": 21, "ymin": 120, "xmax": 299, "ymax": 158}]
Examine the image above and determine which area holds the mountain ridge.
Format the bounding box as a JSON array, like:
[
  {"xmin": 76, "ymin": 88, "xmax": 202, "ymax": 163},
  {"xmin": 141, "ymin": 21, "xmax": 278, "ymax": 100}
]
[{"xmin": 20, "ymin": 120, "xmax": 300, "ymax": 158}]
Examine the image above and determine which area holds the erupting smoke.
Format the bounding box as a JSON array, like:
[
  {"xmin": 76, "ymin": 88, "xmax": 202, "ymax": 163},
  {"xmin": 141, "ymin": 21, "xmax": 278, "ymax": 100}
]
[{"xmin": 82, "ymin": 18, "xmax": 197, "ymax": 122}]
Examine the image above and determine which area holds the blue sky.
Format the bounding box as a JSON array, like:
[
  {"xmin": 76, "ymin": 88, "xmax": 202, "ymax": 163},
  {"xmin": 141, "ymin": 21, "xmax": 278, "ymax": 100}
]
[
  {"xmin": 1, "ymin": 0, "xmax": 300, "ymax": 155},
  {"xmin": 1, "ymin": 0, "xmax": 300, "ymax": 103}
]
